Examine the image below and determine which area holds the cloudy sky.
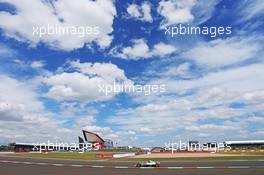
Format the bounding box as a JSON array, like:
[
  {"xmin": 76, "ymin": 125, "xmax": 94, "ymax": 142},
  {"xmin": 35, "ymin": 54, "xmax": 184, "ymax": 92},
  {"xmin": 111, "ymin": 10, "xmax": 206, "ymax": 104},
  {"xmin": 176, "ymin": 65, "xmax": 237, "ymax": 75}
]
[{"xmin": 0, "ymin": 0, "xmax": 264, "ymax": 147}]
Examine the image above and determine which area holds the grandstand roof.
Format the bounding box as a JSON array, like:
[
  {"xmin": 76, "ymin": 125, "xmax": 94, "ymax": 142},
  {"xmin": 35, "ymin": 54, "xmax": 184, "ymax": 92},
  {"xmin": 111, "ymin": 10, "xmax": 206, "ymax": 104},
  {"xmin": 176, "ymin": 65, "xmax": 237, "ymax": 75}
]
[
  {"xmin": 82, "ymin": 130, "xmax": 104, "ymax": 143},
  {"xmin": 225, "ymin": 140, "xmax": 264, "ymax": 145}
]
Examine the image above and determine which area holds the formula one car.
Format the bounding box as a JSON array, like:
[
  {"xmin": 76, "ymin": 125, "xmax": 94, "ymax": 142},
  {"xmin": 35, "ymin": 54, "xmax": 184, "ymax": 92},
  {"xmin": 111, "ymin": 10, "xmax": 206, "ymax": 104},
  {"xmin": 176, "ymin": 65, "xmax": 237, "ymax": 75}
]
[{"xmin": 134, "ymin": 160, "xmax": 160, "ymax": 167}]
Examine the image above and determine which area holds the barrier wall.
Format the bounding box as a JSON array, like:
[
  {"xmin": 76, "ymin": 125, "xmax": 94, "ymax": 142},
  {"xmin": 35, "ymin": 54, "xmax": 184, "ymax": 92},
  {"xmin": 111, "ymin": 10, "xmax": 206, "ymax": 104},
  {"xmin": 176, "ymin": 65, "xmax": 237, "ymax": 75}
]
[
  {"xmin": 95, "ymin": 154, "xmax": 113, "ymax": 158},
  {"xmin": 113, "ymin": 153, "xmax": 135, "ymax": 158}
]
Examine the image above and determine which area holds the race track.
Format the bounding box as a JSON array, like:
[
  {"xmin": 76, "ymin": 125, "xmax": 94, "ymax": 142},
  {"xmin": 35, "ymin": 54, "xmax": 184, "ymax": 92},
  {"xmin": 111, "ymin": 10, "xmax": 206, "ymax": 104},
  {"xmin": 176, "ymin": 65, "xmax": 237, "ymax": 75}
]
[{"xmin": 1, "ymin": 156, "xmax": 264, "ymax": 175}]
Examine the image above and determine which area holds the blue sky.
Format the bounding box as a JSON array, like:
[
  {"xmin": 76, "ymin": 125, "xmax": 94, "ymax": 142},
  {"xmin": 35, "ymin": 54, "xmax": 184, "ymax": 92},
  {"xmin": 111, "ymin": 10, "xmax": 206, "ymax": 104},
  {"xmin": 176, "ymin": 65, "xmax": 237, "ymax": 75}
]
[{"xmin": 0, "ymin": 0, "xmax": 264, "ymax": 147}]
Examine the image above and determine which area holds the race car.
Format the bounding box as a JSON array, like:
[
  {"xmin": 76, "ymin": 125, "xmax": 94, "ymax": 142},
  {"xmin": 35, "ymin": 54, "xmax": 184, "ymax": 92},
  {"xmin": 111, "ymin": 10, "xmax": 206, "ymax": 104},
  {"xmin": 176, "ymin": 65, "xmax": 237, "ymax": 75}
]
[{"xmin": 134, "ymin": 160, "xmax": 160, "ymax": 167}]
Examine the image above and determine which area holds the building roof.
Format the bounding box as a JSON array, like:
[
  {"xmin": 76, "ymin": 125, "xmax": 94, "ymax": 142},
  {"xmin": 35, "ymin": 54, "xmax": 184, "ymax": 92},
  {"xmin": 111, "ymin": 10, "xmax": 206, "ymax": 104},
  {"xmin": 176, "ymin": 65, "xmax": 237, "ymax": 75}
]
[
  {"xmin": 9, "ymin": 142, "xmax": 38, "ymax": 146},
  {"xmin": 82, "ymin": 130, "xmax": 104, "ymax": 143},
  {"xmin": 225, "ymin": 140, "xmax": 264, "ymax": 145}
]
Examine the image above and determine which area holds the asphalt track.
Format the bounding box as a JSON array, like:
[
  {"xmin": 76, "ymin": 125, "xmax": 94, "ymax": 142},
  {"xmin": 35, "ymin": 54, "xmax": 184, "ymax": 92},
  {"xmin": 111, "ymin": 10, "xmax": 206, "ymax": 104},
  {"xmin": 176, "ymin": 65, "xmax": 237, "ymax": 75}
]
[{"xmin": 1, "ymin": 156, "xmax": 264, "ymax": 175}]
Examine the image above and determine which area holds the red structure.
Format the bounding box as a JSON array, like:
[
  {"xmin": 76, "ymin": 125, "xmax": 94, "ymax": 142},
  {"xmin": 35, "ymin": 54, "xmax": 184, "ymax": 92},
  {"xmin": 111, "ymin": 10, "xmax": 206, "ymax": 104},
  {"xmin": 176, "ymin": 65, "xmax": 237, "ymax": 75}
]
[{"xmin": 82, "ymin": 130, "xmax": 105, "ymax": 149}]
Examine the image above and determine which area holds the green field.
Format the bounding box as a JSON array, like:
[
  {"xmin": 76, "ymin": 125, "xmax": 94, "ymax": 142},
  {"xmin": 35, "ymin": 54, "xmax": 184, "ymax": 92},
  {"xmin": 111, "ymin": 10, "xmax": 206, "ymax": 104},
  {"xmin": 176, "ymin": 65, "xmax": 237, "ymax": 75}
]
[
  {"xmin": 115, "ymin": 155, "xmax": 264, "ymax": 162},
  {"xmin": 0, "ymin": 152, "xmax": 101, "ymax": 160},
  {"xmin": 1, "ymin": 152, "xmax": 264, "ymax": 162}
]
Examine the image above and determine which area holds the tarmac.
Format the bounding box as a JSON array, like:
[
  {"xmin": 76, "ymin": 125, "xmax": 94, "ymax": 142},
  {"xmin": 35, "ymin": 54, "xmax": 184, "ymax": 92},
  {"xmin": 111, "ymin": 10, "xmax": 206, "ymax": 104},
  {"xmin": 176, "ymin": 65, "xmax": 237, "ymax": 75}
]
[{"xmin": 1, "ymin": 156, "xmax": 264, "ymax": 175}]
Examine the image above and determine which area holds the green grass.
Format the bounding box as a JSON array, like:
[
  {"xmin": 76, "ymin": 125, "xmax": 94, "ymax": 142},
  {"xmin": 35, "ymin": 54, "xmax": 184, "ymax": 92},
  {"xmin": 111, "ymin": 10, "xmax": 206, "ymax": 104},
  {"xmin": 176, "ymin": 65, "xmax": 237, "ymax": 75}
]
[
  {"xmin": 115, "ymin": 156, "xmax": 264, "ymax": 162},
  {"xmin": 0, "ymin": 152, "xmax": 101, "ymax": 160},
  {"xmin": 1, "ymin": 152, "xmax": 264, "ymax": 162}
]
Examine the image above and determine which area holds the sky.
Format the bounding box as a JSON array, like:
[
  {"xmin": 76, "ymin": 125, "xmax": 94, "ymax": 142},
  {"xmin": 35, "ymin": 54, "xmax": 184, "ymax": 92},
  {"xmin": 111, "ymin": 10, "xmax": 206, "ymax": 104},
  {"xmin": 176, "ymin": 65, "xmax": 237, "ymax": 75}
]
[{"xmin": 0, "ymin": 0, "xmax": 264, "ymax": 147}]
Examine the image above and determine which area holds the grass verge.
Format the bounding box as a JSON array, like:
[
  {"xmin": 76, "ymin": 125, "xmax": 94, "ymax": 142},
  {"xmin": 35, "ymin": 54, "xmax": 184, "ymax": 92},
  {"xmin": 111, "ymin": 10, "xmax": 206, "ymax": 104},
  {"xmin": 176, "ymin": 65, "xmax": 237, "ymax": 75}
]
[
  {"xmin": 1, "ymin": 152, "xmax": 264, "ymax": 162},
  {"xmin": 115, "ymin": 156, "xmax": 264, "ymax": 162},
  {"xmin": 0, "ymin": 152, "xmax": 100, "ymax": 160}
]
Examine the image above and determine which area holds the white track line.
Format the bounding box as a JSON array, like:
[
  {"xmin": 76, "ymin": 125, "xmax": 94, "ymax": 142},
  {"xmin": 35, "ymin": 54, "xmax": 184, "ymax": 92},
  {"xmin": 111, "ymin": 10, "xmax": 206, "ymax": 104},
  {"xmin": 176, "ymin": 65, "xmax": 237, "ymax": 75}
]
[
  {"xmin": 36, "ymin": 163, "xmax": 48, "ymax": 165},
  {"xmin": 196, "ymin": 167, "xmax": 214, "ymax": 169},
  {"xmin": 52, "ymin": 164, "xmax": 64, "ymax": 167},
  {"xmin": 71, "ymin": 164, "xmax": 84, "ymax": 167},
  {"xmin": 139, "ymin": 167, "xmax": 155, "ymax": 169},
  {"xmin": 114, "ymin": 166, "xmax": 129, "ymax": 169},
  {"xmin": 22, "ymin": 162, "xmax": 33, "ymax": 165},
  {"xmin": 91, "ymin": 165, "xmax": 105, "ymax": 168},
  {"xmin": 0, "ymin": 160, "xmax": 10, "ymax": 163}
]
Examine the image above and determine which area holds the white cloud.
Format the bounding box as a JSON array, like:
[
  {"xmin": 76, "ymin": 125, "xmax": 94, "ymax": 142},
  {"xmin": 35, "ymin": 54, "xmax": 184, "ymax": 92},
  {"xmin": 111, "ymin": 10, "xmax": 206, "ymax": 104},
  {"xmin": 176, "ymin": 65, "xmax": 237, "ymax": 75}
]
[
  {"xmin": 191, "ymin": 0, "xmax": 222, "ymax": 25},
  {"xmin": 0, "ymin": 75, "xmax": 43, "ymax": 112},
  {"xmin": 158, "ymin": 0, "xmax": 196, "ymax": 28},
  {"xmin": 69, "ymin": 60, "xmax": 128, "ymax": 82},
  {"xmin": 0, "ymin": 0, "xmax": 116, "ymax": 51},
  {"xmin": 248, "ymin": 116, "xmax": 264, "ymax": 123},
  {"xmin": 127, "ymin": 5, "xmax": 141, "ymax": 19},
  {"xmin": 243, "ymin": 90, "xmax": 264, "ymax": 102},
  {"xmin": 59, "ymin": 102, "xmax": 98, "ymax": 119},
  {"xmin": 188, "ymin": 123, "xmax": 240, "ymax": 132},
  {"xmin": 0, "ymin": 102, "xmax": 24, "ymax": 121},
  {"xmin": 158, "ymin": 64, "xmax": 264, "ymax": 112},
  {"xmin": 41, "ymin": 60, "xmax": 133, "ymax": 101},
  {"xmin": 127, "ymin": 1, "xmax": 152, "ymax": 22},
  {"xmin": 115, "ymin": 39, "xmax": 176, "ymax": 60},
  {"xmin": 75, "ymin": 116, "xmax": 96, "ymax": 127},
  {"xmin": 0, "ymin": 44, "xmax": 15, "ymax": 58},
  {"xmin": 164, "ymin": 62, "xmax": 191, "ymax": 77},
  {"xmin": 182, "ymin": 37, "xmax": 261, "ymax": 67},
  {"xmin": 83, "ymin": 125, "xmax": 118, "ymax": 140},
  {"xmin": 238, "ymin": 0, "xmax": 264, "ymax": 22},
  {"xmin": 30, "ymin": 60, "xmax": 46, "ymax": 69},
  {"xmin": 0, "ymin": 75, "xmax": 76, "ymax": 143},
  {"xmin": 152, "ymin": 42, "xmax": 177, "ymax": 57},
  {"xmin": 254, "ymin": 130, "xmax": 264, "ymax": 137},
  {"xmin": 141, "ymin": 2, "xmax": 153, "ymax": 22},
  {"xmin": 143, "ymin": 62, "xmax": 193, "ymax": 79},
  {"xmin": 0, "ymin": 74, "xmax": 120, "ymax": 144},
  {"xmin": 119, "ymin": 39, "xmax": 150, "ymax": 59},
  {"xmin": 165, "ymin": 64, "xmax": 264, "ymax": 93},
  {"xmin": 107, "ymin": 63, "xmax": 264, "ymax": 143},
  {"xmin": 157, "ymin": 0, "xmax": 222, "ymax": 28},
  {"xmin": 108, "ymin": 100, "xmax": 193, "ymax": 136},
  {"xmin": 108, "ymin": 91, "xmax": 257, "ymax": 143}
]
